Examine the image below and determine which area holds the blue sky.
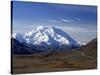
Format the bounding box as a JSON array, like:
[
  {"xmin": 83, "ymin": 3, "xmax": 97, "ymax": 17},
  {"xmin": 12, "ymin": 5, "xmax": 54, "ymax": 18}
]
[{"xmin": 12, "ymin": 1, "xmax": 97, "ymax": 43}]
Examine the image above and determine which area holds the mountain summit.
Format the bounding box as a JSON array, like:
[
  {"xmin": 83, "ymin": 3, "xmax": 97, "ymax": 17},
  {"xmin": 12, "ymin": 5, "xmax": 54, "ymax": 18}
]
[{"xmin": 13, "ymin": 26, "xmax": 80, "ymax": 51}]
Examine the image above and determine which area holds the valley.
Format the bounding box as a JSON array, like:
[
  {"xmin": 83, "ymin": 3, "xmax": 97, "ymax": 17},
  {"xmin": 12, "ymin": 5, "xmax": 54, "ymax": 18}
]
[{"xmin": 12, "ymin": 38, "xmax": 97, "ymax": 74}]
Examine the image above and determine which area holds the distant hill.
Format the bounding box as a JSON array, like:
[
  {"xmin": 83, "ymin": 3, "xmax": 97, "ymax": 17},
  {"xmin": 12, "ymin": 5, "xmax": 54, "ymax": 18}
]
[
  {"xmin": 49, "ymin": 38, "xmax": 97, "ymax": 69},
  {"xmin": 78, "ymin": 38, "xmax": 97, "ymax": 58}
]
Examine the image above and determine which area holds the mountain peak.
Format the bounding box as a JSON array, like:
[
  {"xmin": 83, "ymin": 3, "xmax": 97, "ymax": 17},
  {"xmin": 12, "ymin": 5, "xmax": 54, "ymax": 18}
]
[{"xmin": 13, "ymin": 26, "xmax": 80, "ymax": 50}]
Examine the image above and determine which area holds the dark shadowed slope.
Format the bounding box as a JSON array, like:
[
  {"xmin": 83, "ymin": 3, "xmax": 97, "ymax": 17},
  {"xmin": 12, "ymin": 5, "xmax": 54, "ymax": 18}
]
[{"xmin": 11, "ymin": 38, "xmax": 43, "ymax": 54}]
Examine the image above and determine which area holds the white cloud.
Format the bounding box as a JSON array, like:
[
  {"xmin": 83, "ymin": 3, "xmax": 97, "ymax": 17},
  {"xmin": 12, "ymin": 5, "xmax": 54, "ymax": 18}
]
[
  {"xmin": 45, "ymin": 18, "xmax": 82, "ymax": 24},
  {"xmin": 56, "ymin": 26, "xmax": 96, "ymax": 33},
  {"xmin": 48, "ymin": 19, "xmax": 59, "ymax": 23},
  {"xmin": 60, "ymin": 19, "xmax": 74, "ymax": 23},
  {"xmin": 48, "ymin": 18, "xmax": 75, "ymax": 23},
  {"xmin": 76, "ymin": 18, "xmax": 81, "ymax": 21},
  {"xmin": 60, "ymin": 17, "xmax": 82, "ymax": 23}
]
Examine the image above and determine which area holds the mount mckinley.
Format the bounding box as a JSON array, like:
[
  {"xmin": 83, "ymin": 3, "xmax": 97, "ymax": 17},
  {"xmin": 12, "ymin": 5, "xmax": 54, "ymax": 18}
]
[{"xmin": 12, "ymin": 26, "xmax": 80, "ymax": 54}]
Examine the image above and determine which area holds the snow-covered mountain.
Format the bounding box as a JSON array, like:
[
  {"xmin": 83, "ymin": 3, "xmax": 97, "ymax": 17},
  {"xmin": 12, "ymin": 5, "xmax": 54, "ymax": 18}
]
[{"xmin": 12, "ymin": 26, "xmax": 80, "ymax": 51}]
